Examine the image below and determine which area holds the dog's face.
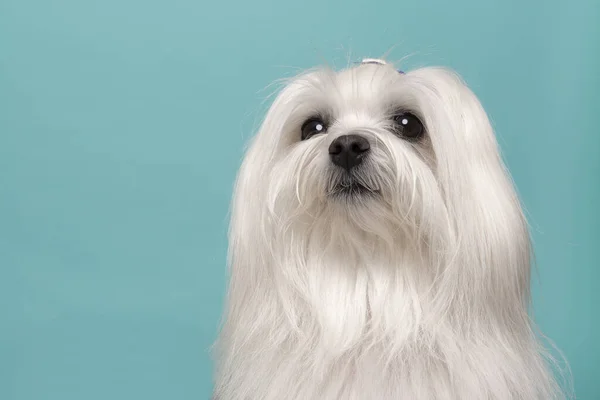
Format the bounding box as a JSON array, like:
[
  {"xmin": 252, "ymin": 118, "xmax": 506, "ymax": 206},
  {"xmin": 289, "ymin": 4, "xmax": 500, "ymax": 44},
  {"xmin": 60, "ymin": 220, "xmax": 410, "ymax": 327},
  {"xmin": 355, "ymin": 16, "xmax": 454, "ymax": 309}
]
[
  {"xmin": 248, "ymin": 61, "xmax": 488, "ymax": 241},
  {"xmin": 271, "ymin": 63, "xmax": 436, "ymax": 207}
]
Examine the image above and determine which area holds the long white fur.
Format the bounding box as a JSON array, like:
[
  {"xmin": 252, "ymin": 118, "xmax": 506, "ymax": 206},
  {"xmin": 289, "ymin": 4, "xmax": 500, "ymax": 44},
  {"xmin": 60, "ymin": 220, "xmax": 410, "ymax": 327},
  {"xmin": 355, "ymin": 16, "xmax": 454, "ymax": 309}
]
[{"xmin": 213, "ymin": 62, "xmax": 565, "ymax": 399}]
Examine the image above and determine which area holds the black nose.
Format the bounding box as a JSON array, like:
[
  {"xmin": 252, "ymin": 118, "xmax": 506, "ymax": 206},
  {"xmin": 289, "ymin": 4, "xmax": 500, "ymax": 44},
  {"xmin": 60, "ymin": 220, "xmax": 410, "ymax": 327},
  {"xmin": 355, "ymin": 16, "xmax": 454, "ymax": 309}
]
[{"xmin": 328, "ymin": 134, "xmax": 371, "ymax": 171}]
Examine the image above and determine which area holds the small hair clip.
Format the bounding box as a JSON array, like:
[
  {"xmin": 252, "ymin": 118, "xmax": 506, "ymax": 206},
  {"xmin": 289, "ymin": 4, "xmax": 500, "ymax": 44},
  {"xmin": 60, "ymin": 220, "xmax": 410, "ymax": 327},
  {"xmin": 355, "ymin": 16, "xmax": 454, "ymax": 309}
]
[
  {"xmin": 361, "ymin": 58, "xmax": 387, "ymax": 65},
  {"xmin": 359, "ymin": 58, "xmax": 405, "ymax": 74}
]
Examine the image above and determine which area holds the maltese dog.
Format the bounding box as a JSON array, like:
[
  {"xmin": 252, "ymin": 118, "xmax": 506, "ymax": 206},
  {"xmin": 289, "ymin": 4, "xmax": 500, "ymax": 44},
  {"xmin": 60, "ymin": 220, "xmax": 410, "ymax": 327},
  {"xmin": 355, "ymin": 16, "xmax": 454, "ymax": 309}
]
[{"xmin": 213, "ymin": 59, "xmax": 564, "ymax": 399}]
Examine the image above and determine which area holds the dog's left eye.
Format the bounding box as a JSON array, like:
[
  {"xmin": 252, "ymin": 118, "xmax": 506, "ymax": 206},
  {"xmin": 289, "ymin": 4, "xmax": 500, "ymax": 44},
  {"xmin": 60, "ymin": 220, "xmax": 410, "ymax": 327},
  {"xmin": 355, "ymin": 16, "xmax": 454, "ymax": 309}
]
[
  {"xmin": 301, "ymin": 117, "xmax": 327, "ymax": 140},
  {"xmin": 392, "ymin": 112, "xmax": 424, "ymax": 140}
]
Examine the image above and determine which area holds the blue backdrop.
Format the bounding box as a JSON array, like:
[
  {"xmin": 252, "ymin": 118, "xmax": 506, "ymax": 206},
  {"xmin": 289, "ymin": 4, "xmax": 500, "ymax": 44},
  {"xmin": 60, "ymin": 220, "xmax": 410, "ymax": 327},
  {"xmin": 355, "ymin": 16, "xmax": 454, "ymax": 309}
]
[{"xmin": 1, "ymin": 0, "xmax": 598, "ymax": 398}]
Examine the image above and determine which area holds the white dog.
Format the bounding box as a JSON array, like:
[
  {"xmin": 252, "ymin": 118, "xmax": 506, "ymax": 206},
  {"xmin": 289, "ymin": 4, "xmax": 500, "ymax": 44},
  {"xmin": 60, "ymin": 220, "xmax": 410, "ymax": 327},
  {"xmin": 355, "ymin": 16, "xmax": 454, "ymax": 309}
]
[{"xmin": 213, "ymin": 59, "xmax": 565, "ymax": 399}]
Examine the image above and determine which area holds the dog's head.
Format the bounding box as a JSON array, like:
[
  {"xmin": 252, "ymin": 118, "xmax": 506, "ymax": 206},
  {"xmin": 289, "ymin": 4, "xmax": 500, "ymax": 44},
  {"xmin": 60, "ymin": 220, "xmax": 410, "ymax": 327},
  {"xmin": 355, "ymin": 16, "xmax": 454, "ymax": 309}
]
[
  {"xmin": 228, "ymin": 60, "xmax": 530, "ymax": 330},
  {"xmin": 236, "ymin": 60, "xmax": 526, "ymax": 251}
]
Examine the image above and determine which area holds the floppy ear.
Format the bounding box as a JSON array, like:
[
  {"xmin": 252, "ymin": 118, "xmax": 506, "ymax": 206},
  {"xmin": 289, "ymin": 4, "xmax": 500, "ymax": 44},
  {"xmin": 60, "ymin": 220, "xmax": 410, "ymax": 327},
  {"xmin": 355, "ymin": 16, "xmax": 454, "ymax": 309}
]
[
  {"xmin": 409, "ymin": 68, "xmax": 531, "ymax": 322},
  {"xmin": 213, "ymin": 85, "xmax": 294, "ymax": 397},
  {"xmin": 216, "ymin": 78, "xmax": 308, "ymax": 357},
  {"xmin": 220, "ymin": 93, "xmax": 285, "ymax": 330}
]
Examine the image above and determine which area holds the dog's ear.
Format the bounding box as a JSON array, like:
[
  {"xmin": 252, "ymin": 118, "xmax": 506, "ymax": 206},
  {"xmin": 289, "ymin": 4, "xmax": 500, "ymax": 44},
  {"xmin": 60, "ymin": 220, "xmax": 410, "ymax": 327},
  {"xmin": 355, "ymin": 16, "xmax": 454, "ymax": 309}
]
[
  {"xmin": 411, "ymin": 68, "xmax": 531, "ymax": 318},
  {"xmin": 220, "ymin": 81, "xmax": 302, "ymax": 341},
  {"xmin": 214, "ymin": 85, "xmax": 295, "ymax": 392}
]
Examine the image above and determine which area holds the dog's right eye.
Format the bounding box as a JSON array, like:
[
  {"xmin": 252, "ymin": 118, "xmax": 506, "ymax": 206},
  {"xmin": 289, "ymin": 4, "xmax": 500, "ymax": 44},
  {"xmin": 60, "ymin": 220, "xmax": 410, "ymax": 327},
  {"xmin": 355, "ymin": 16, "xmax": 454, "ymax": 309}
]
[
  {"xmin": 301, "ymin": 118, "xmax": 327, "ymax": 140},
  {"xmin": 392, "ymin": 112, "xmax": 424, "ymax": 140}
]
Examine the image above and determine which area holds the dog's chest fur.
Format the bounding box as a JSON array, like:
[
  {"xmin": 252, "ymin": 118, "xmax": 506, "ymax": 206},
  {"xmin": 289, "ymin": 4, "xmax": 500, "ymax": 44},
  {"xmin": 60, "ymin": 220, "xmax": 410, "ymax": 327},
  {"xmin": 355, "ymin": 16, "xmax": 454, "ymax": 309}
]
[
  {"xmin": 224, "ymin": 328, "xmax": 543, "ymax": 400},
  {"xmin": 217, "ymin": 234, "xmax": 552, "ymax": 399}
]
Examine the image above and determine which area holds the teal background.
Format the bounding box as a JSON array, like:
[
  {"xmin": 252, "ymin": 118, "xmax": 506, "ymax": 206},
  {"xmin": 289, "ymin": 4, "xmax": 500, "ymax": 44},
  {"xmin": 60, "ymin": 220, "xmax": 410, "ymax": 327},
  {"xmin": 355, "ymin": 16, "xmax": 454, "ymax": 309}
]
[{"xmin": 1, "ymin": 0, "xmax": 598, "ymax": 398}]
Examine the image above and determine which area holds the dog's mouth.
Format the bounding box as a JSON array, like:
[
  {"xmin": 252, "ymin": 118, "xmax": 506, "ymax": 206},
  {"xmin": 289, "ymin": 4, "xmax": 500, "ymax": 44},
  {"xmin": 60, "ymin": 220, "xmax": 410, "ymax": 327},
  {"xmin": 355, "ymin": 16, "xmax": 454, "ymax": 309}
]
[{"xmin": 329, "ymin": 181, "xmax": 380, "ymax": 199}]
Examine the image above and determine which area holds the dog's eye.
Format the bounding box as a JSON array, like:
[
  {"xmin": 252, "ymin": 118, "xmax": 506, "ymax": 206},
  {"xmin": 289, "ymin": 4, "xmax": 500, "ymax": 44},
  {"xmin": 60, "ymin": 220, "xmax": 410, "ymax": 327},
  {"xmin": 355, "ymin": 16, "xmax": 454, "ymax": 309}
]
[
  {"xmin": 301, "ymin": 117, "xmax": 327, "ymax": 140},
  {"xmin": 392, "ymin": 112, "xmax": 424, "ymax": 140}
]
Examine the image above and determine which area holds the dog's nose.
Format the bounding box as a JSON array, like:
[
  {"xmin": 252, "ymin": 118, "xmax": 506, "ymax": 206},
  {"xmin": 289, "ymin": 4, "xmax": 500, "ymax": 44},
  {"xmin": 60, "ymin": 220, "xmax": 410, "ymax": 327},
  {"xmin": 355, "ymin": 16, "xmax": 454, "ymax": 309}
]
[{"xmin": 328, "ymin": 134, "xmax": 371, "ymax": 171}]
